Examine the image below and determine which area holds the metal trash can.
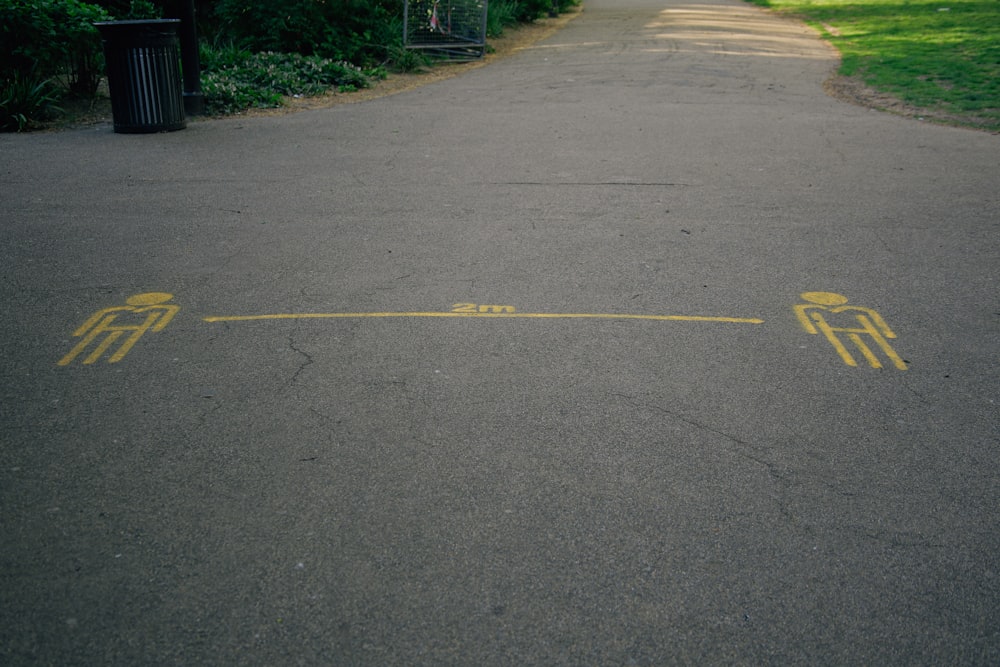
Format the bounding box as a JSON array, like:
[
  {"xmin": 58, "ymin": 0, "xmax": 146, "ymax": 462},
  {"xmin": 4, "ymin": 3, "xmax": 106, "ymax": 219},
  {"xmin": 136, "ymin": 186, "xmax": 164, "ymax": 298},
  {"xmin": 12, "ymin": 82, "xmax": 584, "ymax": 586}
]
[{"xmin": 95, "ymin": 20, "xmax": 186, "ymax": 134}]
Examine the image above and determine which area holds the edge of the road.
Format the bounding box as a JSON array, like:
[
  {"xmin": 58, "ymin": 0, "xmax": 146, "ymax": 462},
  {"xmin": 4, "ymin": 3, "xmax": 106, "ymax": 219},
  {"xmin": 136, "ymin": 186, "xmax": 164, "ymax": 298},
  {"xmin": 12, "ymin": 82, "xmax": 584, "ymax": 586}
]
[
  {"xmin": 43, "ymin": 1, "xmax": 996, "ymax": 133},
  {"xmin": 239, "ymin": 1, "xmax": 999, "ymax": 133}
]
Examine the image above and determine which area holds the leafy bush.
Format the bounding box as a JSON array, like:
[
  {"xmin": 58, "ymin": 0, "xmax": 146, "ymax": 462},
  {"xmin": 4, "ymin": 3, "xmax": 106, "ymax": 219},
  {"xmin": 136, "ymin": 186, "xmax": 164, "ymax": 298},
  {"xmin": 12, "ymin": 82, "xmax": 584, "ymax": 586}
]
[
  {"xmin": 200, "ymin": 48, "xmax": 371, "ymax": 114},
  {"xmin": 120, "ymin": 0, "xmax": 159, "ymax": 19},
  {"xmin": 0, "ymin": 0, "xmax": 111, "ymax": 97},
  {"xmin": 0, "ymin": 72, "xmax": 62, "ymax": 131},
  {"xmin": 198, "ymin": 40, "xmax": 252, "ymax": 73},
  {"xmin": 386, "ymin": 45, "xmax": 429, "ymax": 73},
  {"xmin": 214, "ymin": 0, "xmax": 404, "ymax": 66},
  {"xmin": 487, "ymin": 0, "xmax": 520, "ymax": 37}
]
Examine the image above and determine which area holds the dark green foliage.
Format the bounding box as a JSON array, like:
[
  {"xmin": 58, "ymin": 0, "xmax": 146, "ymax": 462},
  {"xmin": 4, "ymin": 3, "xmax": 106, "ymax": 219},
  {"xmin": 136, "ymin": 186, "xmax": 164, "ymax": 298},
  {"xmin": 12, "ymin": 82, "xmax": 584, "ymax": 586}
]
[
  {"xmin": 214, "ymin": 0, "xmax": 405, "ymax": 66},
  {"xmin": 487, "ymin": 0, "xmax": 519, "ymax": 37},
  {"xmin": 0, "ymin": 0, "xmax": 111, "ymax": 97},
  {"xmin": 386, "ymin": 45, "xmax": 429, "ymax": 73},
  {"xmin": 0, "ymin": 72, "xmax": 62, "ymax": 131},
  {"xmin": 88, "ymin": 0, "xmax": 162, "ymax": 18},
  {"xmin": 120, "ymin": 0, "xmax": 160, "ymax": 19},
  {"xmin": 89, "ymin": 0, "xmax": 134, "ymax": 16},
  {"xmin": 512, "ymin": 0, "xmax": 574, "ymax": 23},
  {"xmin": 200, "ymin": 47, "xmax": 371, "ymax": 114}
]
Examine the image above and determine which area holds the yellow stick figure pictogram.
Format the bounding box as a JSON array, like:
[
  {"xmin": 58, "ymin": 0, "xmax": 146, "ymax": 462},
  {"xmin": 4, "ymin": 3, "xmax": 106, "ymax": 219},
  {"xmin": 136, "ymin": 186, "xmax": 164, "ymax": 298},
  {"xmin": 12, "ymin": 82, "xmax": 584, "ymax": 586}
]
[
  {"xmin": 794, "ymin": 292, "xmax": 907, "ymax": 370},
  {"xmin": 58, "ymin": 293, "xmax": 179, "ymax": 366}
]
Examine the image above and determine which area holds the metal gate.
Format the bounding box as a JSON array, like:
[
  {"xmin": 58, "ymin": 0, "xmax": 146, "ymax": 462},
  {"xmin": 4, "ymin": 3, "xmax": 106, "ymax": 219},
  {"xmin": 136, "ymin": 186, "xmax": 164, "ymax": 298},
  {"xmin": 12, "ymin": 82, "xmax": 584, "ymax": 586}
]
[{"xmin": 404, "ymin": 0, "xmax": 489, "ymax": 60}]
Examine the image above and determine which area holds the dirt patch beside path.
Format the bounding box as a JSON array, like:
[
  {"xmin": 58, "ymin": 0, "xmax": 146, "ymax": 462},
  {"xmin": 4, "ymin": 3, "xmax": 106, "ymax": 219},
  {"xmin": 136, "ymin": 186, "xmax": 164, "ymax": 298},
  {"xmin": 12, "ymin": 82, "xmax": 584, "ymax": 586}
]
[{"xmin": 824, "ymin": 75, "xmax": 999, "ymax": 133}]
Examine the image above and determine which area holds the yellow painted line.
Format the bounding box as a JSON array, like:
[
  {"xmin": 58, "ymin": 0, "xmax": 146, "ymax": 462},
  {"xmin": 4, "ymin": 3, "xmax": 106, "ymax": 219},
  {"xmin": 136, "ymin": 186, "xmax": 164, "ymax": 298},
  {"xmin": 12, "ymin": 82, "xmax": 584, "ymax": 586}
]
[{"xmin": 203, "ymin": 311, "xmax": 764, "ymax": 324}]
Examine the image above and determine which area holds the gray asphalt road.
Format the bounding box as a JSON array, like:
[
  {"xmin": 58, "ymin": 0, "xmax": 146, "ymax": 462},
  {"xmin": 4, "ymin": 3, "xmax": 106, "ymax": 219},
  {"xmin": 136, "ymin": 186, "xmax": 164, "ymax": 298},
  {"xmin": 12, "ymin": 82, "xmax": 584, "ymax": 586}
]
[{"xmin": 2, "ymin": 0, "xmax": 998, "ymax": 663}]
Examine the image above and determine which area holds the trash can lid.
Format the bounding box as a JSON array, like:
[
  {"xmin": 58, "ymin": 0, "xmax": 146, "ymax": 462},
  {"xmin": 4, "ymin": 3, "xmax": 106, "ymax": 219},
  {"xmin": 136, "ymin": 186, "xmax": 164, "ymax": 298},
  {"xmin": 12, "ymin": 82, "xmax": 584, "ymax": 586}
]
[{"xmin": 94, "ymin": 19, "xmax": 181, "ymax": 42}]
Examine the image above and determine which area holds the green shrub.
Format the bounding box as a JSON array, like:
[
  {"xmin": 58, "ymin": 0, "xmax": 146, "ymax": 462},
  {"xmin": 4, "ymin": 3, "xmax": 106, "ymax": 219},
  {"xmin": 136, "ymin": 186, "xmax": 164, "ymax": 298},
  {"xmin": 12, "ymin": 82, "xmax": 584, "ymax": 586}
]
[
  {"xmin": 214, "ymin": 0, "xmax": 404, "ymax": 67},
  {"xmin": 199, "ymin": 40, "xmax": 252, "ymax": 72},
  {"xmin": 386, "ymin": 45, "xmax": 429, "ymax": 73},
  {"xmin": 513, "ymin": 0, "xmax": 549, "ymax": 22},
  {"xmin": 0, "ymin": 72, "xmax": 62, "ymax": 131},
  {"xmin": 200, "ymin": 48, "xmax": 371, "ymax": 114},
  {"xmin": 120, "ymin": 0, "xmax": 159, "ymax": 19},
  {"xmin": 487, "ymin": 0, "xmax": 520, "ymax": 37},
  {"xmin": 0, "ymin": 0, "xmax": 111, "ymax": 97}
]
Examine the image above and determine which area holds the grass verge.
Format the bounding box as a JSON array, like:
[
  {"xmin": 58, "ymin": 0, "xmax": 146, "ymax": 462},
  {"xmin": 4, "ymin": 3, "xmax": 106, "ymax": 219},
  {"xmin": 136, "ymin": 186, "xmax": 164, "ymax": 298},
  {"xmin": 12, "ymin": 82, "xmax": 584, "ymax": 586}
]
[{"xmin": 748, "ymin": 0, "xmax": 1000, "ymax": 131}]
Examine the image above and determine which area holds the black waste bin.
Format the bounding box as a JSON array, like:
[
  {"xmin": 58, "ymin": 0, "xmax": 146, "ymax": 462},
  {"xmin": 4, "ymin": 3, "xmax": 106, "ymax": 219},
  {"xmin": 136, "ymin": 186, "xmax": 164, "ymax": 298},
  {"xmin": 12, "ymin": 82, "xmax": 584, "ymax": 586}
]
[{"xmin": 95, "ymin": 20, "xmax": 186, "ymax": 133}]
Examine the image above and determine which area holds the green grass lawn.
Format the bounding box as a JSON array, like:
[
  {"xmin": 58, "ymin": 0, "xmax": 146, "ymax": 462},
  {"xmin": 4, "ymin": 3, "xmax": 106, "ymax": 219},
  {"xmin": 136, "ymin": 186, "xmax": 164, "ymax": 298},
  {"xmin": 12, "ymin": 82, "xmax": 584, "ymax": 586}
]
[{"xmin": 747, "ymin": 0, "xmax": 1000, "ymax": 130}]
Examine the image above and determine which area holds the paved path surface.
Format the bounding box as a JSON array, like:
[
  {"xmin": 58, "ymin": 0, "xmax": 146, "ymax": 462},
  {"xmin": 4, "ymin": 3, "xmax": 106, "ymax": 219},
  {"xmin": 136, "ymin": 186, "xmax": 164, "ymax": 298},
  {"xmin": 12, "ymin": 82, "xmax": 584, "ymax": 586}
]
[{"xmin": 2, "ymin": 0, "xmax": 998, "ymax": 663}]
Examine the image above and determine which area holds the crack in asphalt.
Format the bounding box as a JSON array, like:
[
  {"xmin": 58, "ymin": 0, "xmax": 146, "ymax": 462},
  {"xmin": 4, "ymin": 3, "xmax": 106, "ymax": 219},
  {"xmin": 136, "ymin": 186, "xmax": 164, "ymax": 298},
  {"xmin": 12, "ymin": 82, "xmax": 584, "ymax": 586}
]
[{"xmin": 285, "ymin": 334, "xmax": 315, "ymax": 388}]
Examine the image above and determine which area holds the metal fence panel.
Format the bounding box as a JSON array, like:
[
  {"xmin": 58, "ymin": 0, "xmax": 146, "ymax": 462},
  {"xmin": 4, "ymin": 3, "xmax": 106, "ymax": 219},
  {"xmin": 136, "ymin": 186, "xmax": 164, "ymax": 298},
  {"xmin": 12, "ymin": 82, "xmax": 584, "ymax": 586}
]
[{"xmin": 404, "ymin": 0, "xmax": 489, "ymax": 60}]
